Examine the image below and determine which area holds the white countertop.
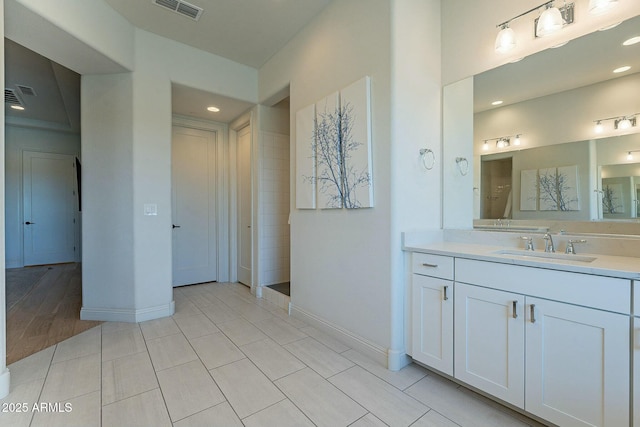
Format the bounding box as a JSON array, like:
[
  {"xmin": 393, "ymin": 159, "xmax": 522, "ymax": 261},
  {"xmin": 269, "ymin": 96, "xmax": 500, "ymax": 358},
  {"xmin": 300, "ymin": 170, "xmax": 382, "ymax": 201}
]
[{"xmin": 403, "ymin": 241, "xmax": 640, "ymax": 280}]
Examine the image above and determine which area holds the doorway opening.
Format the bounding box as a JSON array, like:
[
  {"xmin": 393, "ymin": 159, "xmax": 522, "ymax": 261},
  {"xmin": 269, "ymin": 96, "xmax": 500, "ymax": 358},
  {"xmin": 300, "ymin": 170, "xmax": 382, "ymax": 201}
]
[{"xmin": 481, "ymin": 157, "xmax": 513, "ymax": 219}]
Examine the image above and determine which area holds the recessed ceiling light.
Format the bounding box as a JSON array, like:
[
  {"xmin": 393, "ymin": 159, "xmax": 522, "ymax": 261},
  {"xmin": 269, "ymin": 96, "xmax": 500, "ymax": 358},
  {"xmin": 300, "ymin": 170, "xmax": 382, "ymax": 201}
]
[
  {"xmin": 10, "ymin": 105, "xmax": 24, "ymax": 110},
  {"xmin": 551, "ymin": 41, "xmax": 569, "ymax": 48},
  {"xmin": 207, "ymin": 106, "xmax": 220, "ymax": 112},
  {"xmin": 509, "ymin": 57, "xmax": 524, "ymax": 63},
  {"xmin": 491, "ymin": 100, "xmax": 503, "ymax": 106},
  {"xmin": 623, "ymin": 36, "xmax": 640, "ymax": 46},
  {"xmin": 613, "ymin": 66, "xmax": 631, "ymax": 73}
]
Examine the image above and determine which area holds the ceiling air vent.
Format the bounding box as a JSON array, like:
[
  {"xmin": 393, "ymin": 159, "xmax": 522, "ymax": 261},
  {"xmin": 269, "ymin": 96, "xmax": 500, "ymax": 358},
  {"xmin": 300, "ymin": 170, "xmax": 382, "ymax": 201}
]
[
  {"xmin": 5, "ymin": 88, "xmax": 24, "ymax": 107},
  {"xmin": 152, "ymin": 0, "xmax": 203, "ymax": 21},
  {"xmin": 16, "ymin": 85, "xmax": 37, "ymax": 97}
]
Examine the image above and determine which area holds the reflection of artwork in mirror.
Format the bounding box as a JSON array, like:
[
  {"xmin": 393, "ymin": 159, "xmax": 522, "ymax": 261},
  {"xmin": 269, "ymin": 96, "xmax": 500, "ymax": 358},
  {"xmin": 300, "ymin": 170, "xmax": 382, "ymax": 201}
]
[
  {"xmin": 602, "ymin": 182, "xmax": 624, "ymax": 215},
  {"xmin": 538, "ymin": 168, "xmax": 558, "ymax": 211},
  {"xmin": 557, "ymin": 165, "xmax": 580, "ymax": 211},
  {"xmin": 539, "ymin": 166, "xmax": 580, "ymax": 211},
  {"xmin": 520, "ymin": 169, "xmax": 537, "ymax": 211}
]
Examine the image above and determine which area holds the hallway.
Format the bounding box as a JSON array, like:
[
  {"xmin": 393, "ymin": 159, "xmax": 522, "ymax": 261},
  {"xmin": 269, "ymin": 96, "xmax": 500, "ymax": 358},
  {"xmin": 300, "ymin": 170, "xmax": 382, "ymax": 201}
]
[{"xmin": 0, "ymin": 281, "xmax": 544, "ymax": 427}]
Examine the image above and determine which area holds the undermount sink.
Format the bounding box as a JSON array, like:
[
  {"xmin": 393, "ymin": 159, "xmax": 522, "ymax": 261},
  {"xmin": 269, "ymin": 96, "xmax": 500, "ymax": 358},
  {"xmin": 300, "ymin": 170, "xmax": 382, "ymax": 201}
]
[{"xmin": 492, "ymin": 249, "xmax": 597, "ymax": 263}]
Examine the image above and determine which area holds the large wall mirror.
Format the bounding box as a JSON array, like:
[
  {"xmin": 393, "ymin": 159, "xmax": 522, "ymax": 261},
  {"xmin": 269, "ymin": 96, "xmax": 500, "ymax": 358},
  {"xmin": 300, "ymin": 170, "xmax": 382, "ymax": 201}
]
[{"xmin": 466, "ymin": 14, "xmax": 640, "ymax": 232}]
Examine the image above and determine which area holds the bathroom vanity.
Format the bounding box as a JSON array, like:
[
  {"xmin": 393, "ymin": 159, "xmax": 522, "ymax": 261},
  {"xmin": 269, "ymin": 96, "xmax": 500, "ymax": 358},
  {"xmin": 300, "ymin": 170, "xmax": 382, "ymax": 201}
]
[{"xmin": 405, "ymin": 232, "xmax": 640, "ymax": 427}]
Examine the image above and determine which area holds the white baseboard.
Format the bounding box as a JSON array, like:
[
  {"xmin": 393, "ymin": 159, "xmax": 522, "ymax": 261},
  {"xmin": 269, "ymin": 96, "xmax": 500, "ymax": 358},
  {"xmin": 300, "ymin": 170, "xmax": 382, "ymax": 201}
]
[
  {"xmin": 290, "ymin": 304, "xmax": 391, "ymax": 368},
  {"xmin": 80, "ymin": 301, "xmax": 175, "ymax": 323},
  {"xmin": 0, "ymin": 369, "xmax": 10, "ymax": 399}
]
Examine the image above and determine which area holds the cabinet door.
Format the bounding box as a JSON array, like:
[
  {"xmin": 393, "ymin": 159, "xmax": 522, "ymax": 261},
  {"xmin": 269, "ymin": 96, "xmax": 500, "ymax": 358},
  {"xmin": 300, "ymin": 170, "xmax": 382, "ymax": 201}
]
[
  {"xmin": 454, "ymin": 283, "xmax": 525, "ymax": 408},
  {"xmin": 412, "ymin": 275, "xmax": 453, "ymax": 375},
  {"xmin": 526, "ymin": 298, "xmax": 629, "ymax": 427}
]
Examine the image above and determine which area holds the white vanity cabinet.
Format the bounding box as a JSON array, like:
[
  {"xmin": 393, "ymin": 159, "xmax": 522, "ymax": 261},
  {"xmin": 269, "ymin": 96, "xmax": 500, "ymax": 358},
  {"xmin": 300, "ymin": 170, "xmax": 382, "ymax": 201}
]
[
  {"xmin": 411, "ymin": 253, "xmax": 454, "ymax": 376},
  {"xmin": 454, "ymin": 283, "xmax": 525, "ymax": 408},
  {"xmin": 454, "ymin": 259, "xmax": 630, "ymax": 427},
  {"xmin": 525, "ymin": 297, "xmax": 629, "ymax": 427}
]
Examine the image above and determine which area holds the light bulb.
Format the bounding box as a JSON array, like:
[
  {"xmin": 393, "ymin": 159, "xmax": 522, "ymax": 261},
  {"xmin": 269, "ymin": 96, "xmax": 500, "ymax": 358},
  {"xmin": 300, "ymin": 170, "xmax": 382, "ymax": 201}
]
[
  {"xmin": 627, "ymin": 152, "xmax": 633, "ymax": 161},
  {"xmin": 513, "ymin": 135, "xmax": 521, "ymax": 146},
  {"xmin": 497, "ymin": 139, "xmax": 505, "ymax": 149},
  {"xmin": 537, "ymin": 5, "xmax": 564, "ymax": 37},
  {"xmin": 483, "ymin": 141, "xmax": 489, "ymax": 151},
  {"xmin": 588, "ymin": 0, "xmax": 618, "ymax": 15},
  {"xmin": 495, "ymin": 26, "xmax": 516, "ymax": 53},
  {"xmin": 595, "ymin": 121, "xmax": 603, "ymax": 133}
]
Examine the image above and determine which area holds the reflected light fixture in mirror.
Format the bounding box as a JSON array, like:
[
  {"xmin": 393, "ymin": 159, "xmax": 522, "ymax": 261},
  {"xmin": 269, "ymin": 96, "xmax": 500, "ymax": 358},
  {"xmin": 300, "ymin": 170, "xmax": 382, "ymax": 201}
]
[
  {"xmin": 594, "ymin": 120, "xmax": 604, "ymax": 133},
  {"xmin": 588, "ymin": 0, "xmax": 618, "ymax": 15}
]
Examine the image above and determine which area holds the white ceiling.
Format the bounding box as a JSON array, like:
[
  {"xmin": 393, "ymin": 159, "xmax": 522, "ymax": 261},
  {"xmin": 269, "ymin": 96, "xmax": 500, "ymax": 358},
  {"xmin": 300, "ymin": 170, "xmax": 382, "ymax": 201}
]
[
  {"xmin": 474, "ymin": 15, "xmax": 640, "ymax": 113},
  {"xmin": 5, "ymin": 0, "xmax": 333, "ymax": 130},
  {"xmin": 103, "ymin": 0, "xmax": 332, "ymax": 68}
]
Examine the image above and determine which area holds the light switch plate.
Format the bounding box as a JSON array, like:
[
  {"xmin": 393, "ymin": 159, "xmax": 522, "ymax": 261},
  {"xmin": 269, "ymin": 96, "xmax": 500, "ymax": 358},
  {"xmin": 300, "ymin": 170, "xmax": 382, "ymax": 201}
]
[{"xmin": 144, "ymin": 204, "xmax": 158, "ymax": 216}]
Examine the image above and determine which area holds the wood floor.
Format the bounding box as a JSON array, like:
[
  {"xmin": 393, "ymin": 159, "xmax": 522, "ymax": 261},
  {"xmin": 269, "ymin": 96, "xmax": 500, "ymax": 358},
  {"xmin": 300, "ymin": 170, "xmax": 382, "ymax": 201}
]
[{"xmin": 5, "ymin": 263, "xmax": 101, "ymax": 365}]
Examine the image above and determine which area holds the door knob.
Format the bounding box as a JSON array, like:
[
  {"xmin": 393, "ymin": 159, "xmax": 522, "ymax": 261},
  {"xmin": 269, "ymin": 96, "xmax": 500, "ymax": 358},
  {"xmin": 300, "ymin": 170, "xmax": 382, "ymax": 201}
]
[
  {"xmin": 172, "ymin": 224, "xmax": 181, "ymax": 229},
  {"xmin": 25, "ymin": 221, "xmax": 35, "ymax": 225}
]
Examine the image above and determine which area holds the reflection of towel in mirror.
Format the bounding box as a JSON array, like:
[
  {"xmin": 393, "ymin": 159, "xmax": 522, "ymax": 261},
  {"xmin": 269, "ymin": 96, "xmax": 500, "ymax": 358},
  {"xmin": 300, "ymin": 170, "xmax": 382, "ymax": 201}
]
[{"xmin": 502, "ymin": 189, "xmax": 512, "ymax": 219}]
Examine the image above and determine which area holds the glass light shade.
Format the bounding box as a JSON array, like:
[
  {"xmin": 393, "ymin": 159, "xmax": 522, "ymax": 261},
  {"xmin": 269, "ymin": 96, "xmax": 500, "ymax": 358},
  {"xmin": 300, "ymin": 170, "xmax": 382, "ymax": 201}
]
[
  {"xmin": 594, "ymin": 121, "xmax": 603, "ymax": 133},
  {"xmin": 537, "ymin": 7, "xmax": 564, "ymax": 37},
  {"xmin": 627, "ymin": 152, "xmax": 634, "ymax": 161},
  {"xmin": 495, "ymin": 27, "xmax": 516, "ymax": 53},
  {"xmin": 618, "ymin": 118, "xmax": 632, "ymax": 130},
  {"xmin": 483, "ymin": 142, "xmax": 489, "ymax": 151},
  {"xmin": 514, "ymin": 135, "xmax": 521, "ymax": 146},
  {"xmin": 588, "ymin": 0, "xmax": 618, "ymax": 15}
]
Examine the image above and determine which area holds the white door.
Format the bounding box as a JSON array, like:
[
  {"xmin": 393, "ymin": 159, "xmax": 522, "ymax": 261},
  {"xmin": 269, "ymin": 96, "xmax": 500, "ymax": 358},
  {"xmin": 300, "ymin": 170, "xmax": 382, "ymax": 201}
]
[
  {"xmin": 412, "ymin": 275, "xmax": 453, "ymax": 375},
  {"xmin": 237, "ymin": 125, "xmax": 252, "ymax": 286},
  {"xmin": 23, "ymin": 151, "xmax": 76, "ymax": 266},
  {"xmin": 172, "ymin": 126, "xmax": 217, "ymax": 287},
  {"xmin": 526, "ymin": 298, "xmax": 629, "ymax": 427},
  {"xmin": 454, "ymin": 283, "xmax": 525, "ymax": 408}
]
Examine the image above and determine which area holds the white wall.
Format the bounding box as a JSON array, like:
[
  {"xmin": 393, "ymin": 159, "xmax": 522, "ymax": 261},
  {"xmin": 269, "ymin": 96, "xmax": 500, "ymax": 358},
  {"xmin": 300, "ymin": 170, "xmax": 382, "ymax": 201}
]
[
  {"xmin": 4, "ymin": 126, "xmax": 80, "ymax": 268},
  {"xmin": 260, "ymin": 0, "xmax": 394, "ymax": 356}
]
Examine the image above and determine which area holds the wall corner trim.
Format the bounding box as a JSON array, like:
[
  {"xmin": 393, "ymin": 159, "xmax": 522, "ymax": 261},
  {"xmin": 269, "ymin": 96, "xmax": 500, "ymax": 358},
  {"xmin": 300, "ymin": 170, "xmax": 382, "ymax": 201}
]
[
  {"xmin": 80, "ymin": 301, "xmax": 175, "ymax": 323},
  {"xmin": 0, "ymin": 369, "xmax": 10, "ymax": 399},
  {"xmin": 290, "ymin": 304, "xmax": 389, "ymax": 368}
]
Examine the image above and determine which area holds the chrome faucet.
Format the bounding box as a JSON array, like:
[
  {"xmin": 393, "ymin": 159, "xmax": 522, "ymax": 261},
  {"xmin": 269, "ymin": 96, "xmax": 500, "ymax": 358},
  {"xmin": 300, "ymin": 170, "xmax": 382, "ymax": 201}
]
[
  {"xmin": 521, "ymin": 236, "xmax": 534, "ymax": 251},
  {"xmin": 565, "ymin": 239, "xmax": 587, "ymax": 254},
  {"xmin": 543, "ymin": 233, "xmax": 555, "ymax": 253}
]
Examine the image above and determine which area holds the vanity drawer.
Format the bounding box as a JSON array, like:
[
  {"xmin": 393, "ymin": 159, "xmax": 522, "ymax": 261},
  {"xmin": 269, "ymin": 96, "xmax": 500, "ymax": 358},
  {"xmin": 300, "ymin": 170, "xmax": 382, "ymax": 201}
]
[{"xmin": 412, "ymin": 253, "xmax": 454, "ymax": 280}]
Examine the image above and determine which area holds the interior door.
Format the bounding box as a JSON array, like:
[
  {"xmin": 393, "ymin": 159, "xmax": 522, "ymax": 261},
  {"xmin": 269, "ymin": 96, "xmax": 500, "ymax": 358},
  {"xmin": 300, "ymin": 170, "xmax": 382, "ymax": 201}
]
[
  {"xmin": 23, "ymin": 151, "xmax": 76, "ymax": 266},
  {"xmin": 172, "ymin": 126, "xmax": 217, "ymax": 287},
  {"xmin": 237, "ymin": 125, "xmax": 252, "ymax": 286}
]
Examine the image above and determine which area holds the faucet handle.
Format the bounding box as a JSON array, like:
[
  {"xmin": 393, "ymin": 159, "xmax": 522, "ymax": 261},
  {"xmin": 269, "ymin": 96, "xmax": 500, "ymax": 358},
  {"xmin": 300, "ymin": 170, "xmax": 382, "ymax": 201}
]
[
  {"xmin": 565, "ymin": 239, "xmax": 587, "ymax": 254},
  {"xmin": 520, "ymin": 236, "xmax": 534, "ymax": 251}
]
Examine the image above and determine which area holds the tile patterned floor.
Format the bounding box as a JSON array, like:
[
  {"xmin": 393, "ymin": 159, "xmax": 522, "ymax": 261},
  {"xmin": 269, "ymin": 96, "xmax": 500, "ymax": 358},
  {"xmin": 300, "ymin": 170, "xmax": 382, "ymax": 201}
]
[{"xmin": 0, "ymin": 282, "xmax": 548, "ymax": 427}]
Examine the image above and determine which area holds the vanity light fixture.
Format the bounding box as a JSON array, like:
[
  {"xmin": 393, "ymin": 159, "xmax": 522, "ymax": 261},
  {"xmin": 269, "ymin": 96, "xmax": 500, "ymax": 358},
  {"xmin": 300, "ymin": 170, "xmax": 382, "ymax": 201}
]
[
  {"xmin": 588, "ymin": 0, "xmax": 618, "ymax": 15},
  {"xmin": 495, "ymin": 1, "xmax": 574, "ymax": 53},
  {"xmin": 513, "ymin": 135, "xmax": 522, "ymax": 146},
  {"xmin": 594, "ymin": 121, "xmax": 604, "ymax": 133},
  {"xmin": 594, "ymin": 114, "xmax": 638, "ymax": 133},
  {"xmin": 626, "ymin": 151, "xmax": 639, "ymax": 161},
  {"xmin": 482, "ymin": 135, "xmax": 522, "ymax": 151},
  {"xmin": 616, "ymin": 116, "xmax": 635, "ymax": 130}
]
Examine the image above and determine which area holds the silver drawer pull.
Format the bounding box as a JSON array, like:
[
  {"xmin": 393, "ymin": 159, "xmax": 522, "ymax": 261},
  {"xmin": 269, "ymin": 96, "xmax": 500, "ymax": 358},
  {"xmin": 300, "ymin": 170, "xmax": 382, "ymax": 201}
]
[
  {"xmin": 512, "ymin": 301, "xmax": 518, "ymax": 319},
  {"xmin": 422, "ymin": 263, "xmax": 438, "ymax": 268},
  {"xmin": 443, "ymin": 286, "xmax": 449, "ymax": 301},
  {"xmin": 530, "ymin": 304, "xmax": 536, "ymax": 323}
]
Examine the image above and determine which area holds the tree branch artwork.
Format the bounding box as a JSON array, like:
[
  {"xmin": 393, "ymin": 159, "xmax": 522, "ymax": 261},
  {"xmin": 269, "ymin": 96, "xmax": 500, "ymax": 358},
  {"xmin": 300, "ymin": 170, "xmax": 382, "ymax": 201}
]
[
  {"xmin": 602, "ymin": 184, "xmax": 623, "ymax": 214},
  {"xmin": 538, "ymin": 167, "xmax": 579, "ymax": 211},
  {"xmin": 310, "ymin": 103, "xmax": 371, "ymax": 209}
]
